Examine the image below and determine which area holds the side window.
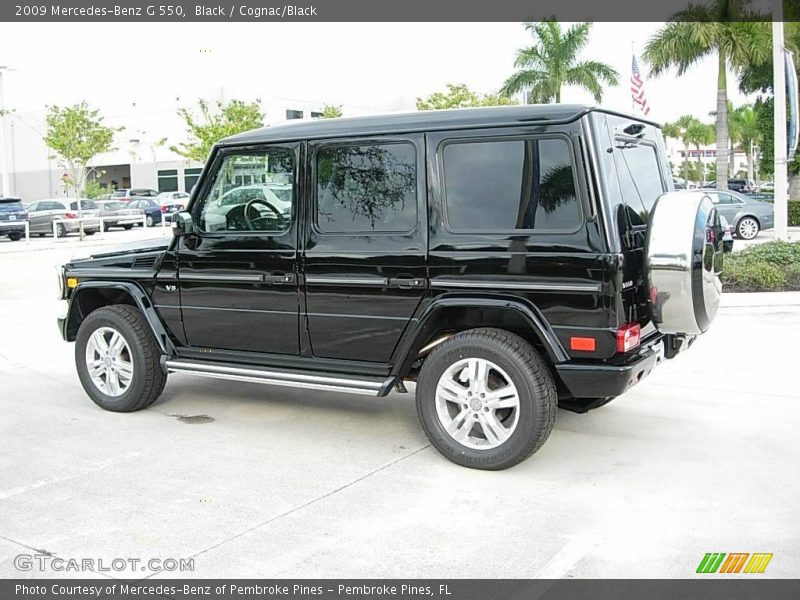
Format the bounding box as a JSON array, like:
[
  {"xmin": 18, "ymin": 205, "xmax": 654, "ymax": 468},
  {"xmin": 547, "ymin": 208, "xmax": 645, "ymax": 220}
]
[
  {"xmin": 27, "ymin": 202, "xmax": 39, "ymax": 212},
  {"xmin": 441, "ymin": 137, "xmax": 582, "ymax": 232},
  {"xmin": 197, "ymin": 148, "xmax": 295, "ymax": 233},
  {"xmin": 315, "ymin": 142, "xmax": 417, "ymax": 234}
]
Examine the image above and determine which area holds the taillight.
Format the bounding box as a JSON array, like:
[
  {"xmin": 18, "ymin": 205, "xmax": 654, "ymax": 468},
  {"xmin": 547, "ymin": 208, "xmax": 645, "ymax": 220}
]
[
  {"xmin": 616, "ymin": 323, "xmax": 641, "ymax": 353},
  {"xmin": 65, "ymin": 212, "xmax": 77, "ymax": 219},
  {"xmin": 160, "ymin": 205, "xmax": 168, "ymax": 212}
]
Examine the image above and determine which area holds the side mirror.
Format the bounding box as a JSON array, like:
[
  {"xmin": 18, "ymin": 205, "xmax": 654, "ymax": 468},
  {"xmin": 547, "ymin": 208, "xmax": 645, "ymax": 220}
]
[{"xmin": 172, "ymin": 211, "xmax": 194, "ymax": 237}]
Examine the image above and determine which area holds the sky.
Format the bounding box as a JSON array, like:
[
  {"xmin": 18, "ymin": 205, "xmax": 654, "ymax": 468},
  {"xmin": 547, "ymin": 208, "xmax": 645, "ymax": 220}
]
[{"xmin": 0, "ymin": 22, "xmax": 759, "ymax": 141}]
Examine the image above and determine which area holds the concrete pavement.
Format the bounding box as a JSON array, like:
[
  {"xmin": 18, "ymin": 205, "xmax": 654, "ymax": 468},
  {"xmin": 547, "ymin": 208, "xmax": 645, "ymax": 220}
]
[{"xmin": 0, "ymin": 233, "xmax": 797, "ymax": 579}]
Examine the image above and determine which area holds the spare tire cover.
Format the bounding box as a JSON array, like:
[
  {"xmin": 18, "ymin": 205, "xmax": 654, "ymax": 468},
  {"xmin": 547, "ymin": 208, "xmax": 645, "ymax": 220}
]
[{"xmin": 646, "ymin": 191, "xmax": 723, "ymax": 335}]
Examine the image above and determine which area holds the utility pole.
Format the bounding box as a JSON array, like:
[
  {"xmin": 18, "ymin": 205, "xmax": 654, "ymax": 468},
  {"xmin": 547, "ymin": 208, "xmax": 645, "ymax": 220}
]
[
  {"xmin": 773, "ymin": 0, "xmax": 789, "ymax": 240},
  {"xmin": 0, "ymin": 66, "xmax": 12, "ymax": 197}
]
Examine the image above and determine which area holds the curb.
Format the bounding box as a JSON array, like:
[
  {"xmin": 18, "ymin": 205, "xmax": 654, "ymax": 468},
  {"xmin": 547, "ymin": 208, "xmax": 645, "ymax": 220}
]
[{"xmin": 720, "ymin": 291, "xmax": 800, "ymax": 308}]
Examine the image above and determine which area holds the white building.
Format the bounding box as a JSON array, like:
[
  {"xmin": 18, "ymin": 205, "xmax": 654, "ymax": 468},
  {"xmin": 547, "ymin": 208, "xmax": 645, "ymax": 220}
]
[
  {"xmin": 664, "ymin": 139, "xmax": 753, "ymax": 182},
  {"xmin": 0, "ymin": 96, "xmax": 402, "ymax": 202}
]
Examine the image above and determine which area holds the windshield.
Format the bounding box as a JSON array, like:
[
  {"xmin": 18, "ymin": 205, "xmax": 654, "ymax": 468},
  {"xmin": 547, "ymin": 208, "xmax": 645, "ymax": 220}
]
[{"xmin": 103, "ymin": 202, "xmax": 126, "ymax": 210}]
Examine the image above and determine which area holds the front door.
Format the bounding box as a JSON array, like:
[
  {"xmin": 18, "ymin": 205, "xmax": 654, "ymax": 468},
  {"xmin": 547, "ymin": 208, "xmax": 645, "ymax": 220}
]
[
  {"xmin": 177, "ymin": 144, "xmax": 301, "ymax": 355},
  {"xmin": 302, "ymin": 135, "xmax": 428, "ymax": 363}
]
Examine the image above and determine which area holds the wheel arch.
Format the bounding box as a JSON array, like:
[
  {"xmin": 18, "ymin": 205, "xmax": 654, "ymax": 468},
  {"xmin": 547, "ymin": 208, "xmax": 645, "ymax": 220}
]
[
  {"xmin": 389, "ymin": 295, "xmax": 569, "ymax": 384},
  {"xmin": 64, "ymin": 281, "xmax": 175, "ymax": 355}
]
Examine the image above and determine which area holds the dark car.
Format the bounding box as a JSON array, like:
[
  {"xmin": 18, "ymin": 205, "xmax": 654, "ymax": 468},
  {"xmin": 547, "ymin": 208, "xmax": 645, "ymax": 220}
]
[
  {"xmin": 126, "ymin": 198, "xmax": 164, "ymax": 227},
  {"xmin": 0, "ymin": 197, "xmax": 29, "ymax": 241},
  {"xmin": 703, "ymin": 189, "xmax": 774, "ymax": 240},
  {"xmin": 56, "ymin": 105, "xmax": 724, "ymax": 470}
]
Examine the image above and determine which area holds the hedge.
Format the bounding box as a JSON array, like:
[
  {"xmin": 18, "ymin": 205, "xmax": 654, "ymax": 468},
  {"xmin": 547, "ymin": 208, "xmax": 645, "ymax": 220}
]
[
  {"xmin": 721, "ymin": 240, "xmax": 800, "ymax": 292},
  {"xmin": 791, "ymin": 200, "xmax": 800, "ymax": 226}
]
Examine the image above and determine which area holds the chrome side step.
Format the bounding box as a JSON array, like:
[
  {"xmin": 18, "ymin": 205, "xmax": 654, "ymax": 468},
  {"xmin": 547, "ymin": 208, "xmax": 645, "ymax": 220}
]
[{"xmin": 164, "ymin": 359, "xmax": 388, "ymax": 396}]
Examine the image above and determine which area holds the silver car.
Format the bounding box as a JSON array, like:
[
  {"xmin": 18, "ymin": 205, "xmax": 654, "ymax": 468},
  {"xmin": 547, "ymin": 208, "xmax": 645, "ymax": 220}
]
[
  {"xmin": 703, "ymin": 190, "xmax": 775, "ymax": 240},
  {"xmin": 26, "ymin": 199, "xmax": 102, "ymax": 237},
  {"xmin": 95, "ymin": 200, "xmax": 143, "ymax": 230}
]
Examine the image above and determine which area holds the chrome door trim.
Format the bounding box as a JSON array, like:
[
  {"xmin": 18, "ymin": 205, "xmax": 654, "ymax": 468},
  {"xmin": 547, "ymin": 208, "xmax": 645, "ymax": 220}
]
[
  {"xmin": 179, "ymin": 272, "xmax": 265, "ymax": 283},
  {"xmin": 305, "ymin": 276, "xmax": 389, "ymax": 286}
]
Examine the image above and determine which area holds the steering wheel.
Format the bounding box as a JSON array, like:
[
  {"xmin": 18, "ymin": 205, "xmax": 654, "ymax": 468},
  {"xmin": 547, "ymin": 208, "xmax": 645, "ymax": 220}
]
[{"xmin": 243, "ymin": 198, "xmax": 285, "ymax": 230}]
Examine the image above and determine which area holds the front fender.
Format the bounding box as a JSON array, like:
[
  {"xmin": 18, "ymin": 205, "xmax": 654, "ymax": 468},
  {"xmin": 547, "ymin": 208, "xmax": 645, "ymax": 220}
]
[{"xmin": 61, "ymin": 280, "xmax": 175, "ymax": 355}]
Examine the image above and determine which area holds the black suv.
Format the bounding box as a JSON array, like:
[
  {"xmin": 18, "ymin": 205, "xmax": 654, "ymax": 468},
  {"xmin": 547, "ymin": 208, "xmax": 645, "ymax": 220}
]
[
  {"xmin": 0, "ymin": 197, "xmax": 29, "ymax": 241},
  {"xmin": 57, "ymin": 106, "xmax": 724, "ymax": 470}
]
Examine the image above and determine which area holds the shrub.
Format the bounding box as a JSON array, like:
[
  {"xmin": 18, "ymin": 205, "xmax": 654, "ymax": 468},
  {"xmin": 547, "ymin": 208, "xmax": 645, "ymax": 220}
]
[
  {"xmin": 790, "ymin": 200, "xmax": 800, "ymax": 226},
  {"xmin": 721, "ymin": 240, "xmax": 800, "ymax": 292}
]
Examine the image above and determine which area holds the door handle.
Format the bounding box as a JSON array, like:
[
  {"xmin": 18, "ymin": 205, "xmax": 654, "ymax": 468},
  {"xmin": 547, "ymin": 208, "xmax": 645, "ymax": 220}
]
[
  {"xmin": 264, "ymin": 272, "xmax": 296, "ymax": 285},
  {"xmin": 388, "ymin": 274, "xmax": 426, "ymax": 289}
]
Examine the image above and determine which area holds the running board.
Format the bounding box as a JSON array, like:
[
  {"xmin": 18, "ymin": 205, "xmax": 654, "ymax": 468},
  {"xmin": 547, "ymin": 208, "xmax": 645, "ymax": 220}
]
[{"xmin": 164, "ymin": 359, "xmax": 389, "ymax": 396}]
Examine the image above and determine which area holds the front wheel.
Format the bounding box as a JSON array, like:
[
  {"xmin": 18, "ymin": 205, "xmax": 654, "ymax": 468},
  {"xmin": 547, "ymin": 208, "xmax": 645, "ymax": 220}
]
[
  {"xmin": 416, "ymin": 328, "xmax": 557, "ymax": 470},
  {"xmin": 56, "ymin": 223, "xmax": 67, "ymax": 238},
  {"xmin": 75, "ymin": 305, "xmax": 167, "ymax": 412},
  {"xmin": 736, "ymin": 216, "xmax": 760, "ymax": 240}
]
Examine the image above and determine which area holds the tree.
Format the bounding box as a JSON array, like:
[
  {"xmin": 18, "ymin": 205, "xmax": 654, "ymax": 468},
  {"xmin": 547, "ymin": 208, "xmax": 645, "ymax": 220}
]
[
  {"xmin": 643, "ymin": 5, "xmax": 770, "ymax": 191},
  {"xmin": 686, "ymin": 121, "xmax": 715, "ymax": 185},
  {"xmin": 320, "ymin": 104, "xmax": 343, "ymax": 119},
  {"xmin": 172, "ymin": 99, "xmax": 264, "ymax": 162},
  {"xmin": 729, "ymin": 104, "xmax": 760, "ymax": 182},
  {"xmin": 500, "ymin": 20, "xmax": 619, "ymax": 103},
  {"xmin": 44, "ymin": 102, "xmax": 117, "ymax": 199},
  {"xmin": 664, "ymin": 115, "xmax": 701, "ymax": 183},
  {"xmin": 416, "ymin": 83, "xmax": 517, "ymax": 111}
]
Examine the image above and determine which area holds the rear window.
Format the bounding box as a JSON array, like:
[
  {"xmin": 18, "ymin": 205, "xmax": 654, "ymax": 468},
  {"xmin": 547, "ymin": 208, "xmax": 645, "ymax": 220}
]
[
  {"xmin": 441, "ymin": 136, "xmax": 581, "ymax": 232},
  {"xmin": 104, "ymin": 202, "xmax": 126, "ymax": 210},
  {"xmin": 69, "ymin": 200, "xmax": 97, "ymax": 211},
  {"xmin": 111, "ymin": 191, "xmax": 126, "ymax": 198},
  {"xmin": 0, "ymin": 200, "xmax": 24, "ymax": 212},
  {"xmin": 612, "ymin": 142, "xmax": 665, "ymax": 220}
]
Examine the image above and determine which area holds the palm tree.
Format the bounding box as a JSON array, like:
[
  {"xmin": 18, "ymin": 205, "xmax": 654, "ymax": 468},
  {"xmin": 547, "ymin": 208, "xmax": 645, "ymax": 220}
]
[
  {"xmin": 686, "ymin": 121, "xmax": 715, "ymax": 185},
  {"xmin": 729, "ymin": 104, "xmax": 760, "ymax": 182},
  {"xmin": 643, "ymin": 3, "xmax": 770, "ymax": 191},
  {"xmin": 664, "ymin": 115, "xmax": 701, "ymax": 183},
  {"xmin": 501, "ymin": 20, "xmax": 619, "ymax": 103}
]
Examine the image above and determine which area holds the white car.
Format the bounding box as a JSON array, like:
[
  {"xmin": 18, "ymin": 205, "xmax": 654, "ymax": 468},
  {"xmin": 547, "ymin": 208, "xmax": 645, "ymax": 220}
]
[
  {"xmin": 26, "ymin": 198, "xmax": 102, "ymax": 237},
  {"xmin": 203, "ymin": 185, "xmax": 291, "ymax": 232}
]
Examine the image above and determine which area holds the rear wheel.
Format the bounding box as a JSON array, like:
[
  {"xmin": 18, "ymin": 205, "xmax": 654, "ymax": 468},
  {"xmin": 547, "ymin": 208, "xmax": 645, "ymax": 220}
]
[
  {"xmin": 736, "ymin": 216, "xmax": 760, "ymax": 240},
  {"xmin": 7, "ymin": 233, "xmax": 22, "ymax": 241},
  {"xmin": 75, "ymin": 305, "xmax": 167, "ymax": 412},
  {"xmin": 416, "ymin": 328, "xmax": 557, "ymax": 470},
  {"xmin": 123, "ymin": 224, "xmax": 133, "ymax": 230},
  {"xmin": 56, "ymin": 223, "xmax": 67, "ymax": 238},
  {"xmin": 145, "ymin": 215, "xmax": 154, "ymax": 227}
]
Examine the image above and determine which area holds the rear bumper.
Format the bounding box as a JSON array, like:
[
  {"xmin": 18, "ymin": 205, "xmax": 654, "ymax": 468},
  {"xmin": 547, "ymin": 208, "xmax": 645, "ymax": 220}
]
[
  {"xmin": 0, "ymin": 222, "xmax": 27, "ymax": 233},
  {"xmin": 555, "ymin": 339, "xmax": 665, "ymax": 399}
]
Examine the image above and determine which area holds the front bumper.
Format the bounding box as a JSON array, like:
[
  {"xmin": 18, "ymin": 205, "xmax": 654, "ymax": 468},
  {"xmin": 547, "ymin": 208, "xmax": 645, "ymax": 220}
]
[{"xmin": 555, "ymin": 338, "xmax": 665, "ymax": 399}]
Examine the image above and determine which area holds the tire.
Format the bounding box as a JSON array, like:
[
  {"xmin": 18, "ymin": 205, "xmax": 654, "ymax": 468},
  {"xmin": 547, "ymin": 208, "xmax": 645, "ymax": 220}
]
[
  {"xmin": 85, "ymin": 230, "xmax": 96, "ymax": 236},
  {"xmin": 56, "ymin": 223, "xmax": 67, "ymax": 238},
  {"xmin": 736, "ymin": 216, "xmax": 760, "ymax": 240},
  {"xmin": 416, "ymin": 328, "xmax": 557, "ymax": 470},
  {"xmin": 123, "ymin": 224, "xmax": 133, "ymax": 230},
  {"xmin": 7, "ymin": 233, "xmax": 22, "ymax": 241},
  {"xmin": 75, "ymin": 305, "xmax": 167, "ymax": 412},
  {"xmin": 145, "ymin": 215, "xmax": 154, "ymax": 227}
]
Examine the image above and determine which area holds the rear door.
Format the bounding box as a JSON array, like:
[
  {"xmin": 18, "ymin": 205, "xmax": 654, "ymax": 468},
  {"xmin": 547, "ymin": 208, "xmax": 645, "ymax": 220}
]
[{"xmin": 302, "ymin": 135, "xmax": 428, "ymax": 363}]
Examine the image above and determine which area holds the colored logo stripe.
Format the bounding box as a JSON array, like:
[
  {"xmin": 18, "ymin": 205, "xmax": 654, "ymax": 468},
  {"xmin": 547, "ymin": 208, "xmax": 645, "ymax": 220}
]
[
  {"xmin": 697, "ymin": 553, "xmax": 726, "ymax": 573},
  {"xmin": 744, "ymin": 553, "xmax": 773, "ymax": 574},
  {"xmin": 719, "ymin": 553, "xmax": 749, "ymax": 573}
]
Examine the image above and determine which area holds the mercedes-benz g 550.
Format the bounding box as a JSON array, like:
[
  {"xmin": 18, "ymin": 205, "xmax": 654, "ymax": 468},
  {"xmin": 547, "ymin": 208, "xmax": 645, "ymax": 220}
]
[{"xmin": 57, "ymin": 105, "xmax": 723, "ymax": 470}]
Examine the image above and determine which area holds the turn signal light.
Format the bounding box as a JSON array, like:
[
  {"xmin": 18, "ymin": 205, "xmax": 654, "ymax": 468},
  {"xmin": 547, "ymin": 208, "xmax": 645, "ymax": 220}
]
[
  {"xmin": 616, "ymin": 323, "xmax": 641, "ymax": 353},
  {"xmin": 570, "ymin": 337, "xmax": 596, "ymax": 352}
]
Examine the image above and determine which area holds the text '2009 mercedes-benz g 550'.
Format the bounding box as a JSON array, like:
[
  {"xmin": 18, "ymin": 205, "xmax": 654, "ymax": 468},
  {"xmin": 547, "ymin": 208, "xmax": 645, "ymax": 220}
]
[{"xmin": 57, "ymin": 105, "xmax": 723, "ymax": 470}]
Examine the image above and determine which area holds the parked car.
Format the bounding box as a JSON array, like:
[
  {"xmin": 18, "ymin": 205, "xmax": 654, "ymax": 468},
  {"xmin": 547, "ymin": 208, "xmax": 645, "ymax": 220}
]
[
  {"xmin": 0, "ymin": 197, "xmax": 29, "ymax": 241},
  {"xmin": 157, "ymin": 191, "xmax": 190, "ymax": 205},
  {"xmin": 127, "ymin": 198, "xmax": 165, "ymax": 227},
  {"xmin": 703, "ymin": 179, "xmax": 755, "ymax": 193},
  {"xmin": 57, "ymin": 105, "xmax": 725, "ymax": 470},
  {"xmin": 703, "ymin": 189, "xmax": 774, "ymax": 240},
  {"xmin": 95, "ymin": 200, "xmax": 144, "ymax": 230},
  {"xmin": 26, "ymin": 199, "xmax": 101, "ymax": 237},
  {"xmin": 109, "ymin": 188, "xmax": 160, "ymax": 202}
]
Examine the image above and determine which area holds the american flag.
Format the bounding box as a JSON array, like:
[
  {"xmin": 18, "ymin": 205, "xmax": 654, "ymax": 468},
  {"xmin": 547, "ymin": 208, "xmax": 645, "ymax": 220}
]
[{"xmin": 631, "ymin": 55, "xmax": 650, "ymax": 116}]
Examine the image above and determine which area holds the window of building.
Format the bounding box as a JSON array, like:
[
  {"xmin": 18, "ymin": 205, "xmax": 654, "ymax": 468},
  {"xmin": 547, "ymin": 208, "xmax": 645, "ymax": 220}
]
[
  {"xmin": 315, "ymin": 142, "xmax": 417, "ymax": 234},
  {"xmin": 310, "ymin": 111, "xmax": 324, "ymax": 119},
  {"xmin": 184, "ymin": 168, "xmax": 202, "ymax": 192},
  {"xmin": 286, "ymin": 109, "xmax": 303, "ymax": 120},
  {"xmin": 197, "ymin": 148, "xmax": 295, "ymax": 234},
  {"xmin": 441, "ymin": 137, "xmax": 581, "ymax": 232},
  {"xmin": 157, "ymin": 169, "xmax": 179, "ymax": 192}
]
